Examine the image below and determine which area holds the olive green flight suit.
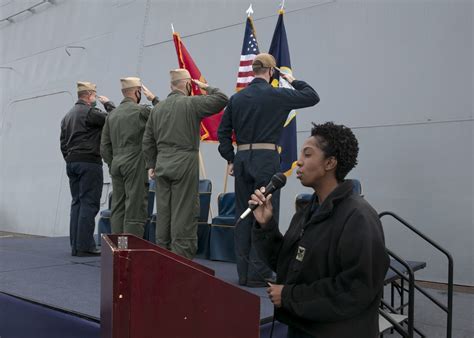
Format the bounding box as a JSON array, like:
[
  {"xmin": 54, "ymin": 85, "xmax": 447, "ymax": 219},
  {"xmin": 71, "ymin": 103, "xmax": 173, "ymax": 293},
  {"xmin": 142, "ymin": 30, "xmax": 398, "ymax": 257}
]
[
  {"xmin": 142, "ymin": 87, "xmax": 228, "ymax": 258},
  {"xmin": 101, "ymin": 97, "xmax": 158, "ymax": 237}
]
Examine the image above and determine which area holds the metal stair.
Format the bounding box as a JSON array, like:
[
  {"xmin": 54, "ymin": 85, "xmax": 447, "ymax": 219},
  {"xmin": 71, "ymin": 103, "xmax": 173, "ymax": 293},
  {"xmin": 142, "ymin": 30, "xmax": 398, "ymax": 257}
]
[
  {"xmin": 379, "ymin": 312, "xmax": 408, "ymax": 335},
  {"xmin": 379, "ymin": 211, "xmax": 454, "ymax": 338}
]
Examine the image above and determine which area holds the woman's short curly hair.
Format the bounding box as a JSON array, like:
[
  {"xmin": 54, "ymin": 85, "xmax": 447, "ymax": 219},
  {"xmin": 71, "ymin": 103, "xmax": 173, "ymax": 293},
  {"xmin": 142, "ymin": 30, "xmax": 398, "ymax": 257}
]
[{"xmin": 310, "ymin": 122, "xmax": 359, "ymax": 182}]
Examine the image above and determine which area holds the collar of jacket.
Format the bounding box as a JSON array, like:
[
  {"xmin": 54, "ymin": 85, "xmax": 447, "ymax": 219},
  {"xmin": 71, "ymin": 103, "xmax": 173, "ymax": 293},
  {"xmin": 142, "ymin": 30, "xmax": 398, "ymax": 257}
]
[
  {"xmin": 249, "ymin": 77, "xmax": 271, "ymax": 86},
  {"xmin": 75, "ymin": 99, "xmax": 90, "ymax": 106},
  {"xmin": 119, "ymin": 97, "xmax": 136, "ymax": 104},
  {"xmin": 168, "ymin": 89, "xmax": 187, "ymax": 97},
  {"xmin": 306, "ymin": 179, "xmax": 355, "ymax": 225}
]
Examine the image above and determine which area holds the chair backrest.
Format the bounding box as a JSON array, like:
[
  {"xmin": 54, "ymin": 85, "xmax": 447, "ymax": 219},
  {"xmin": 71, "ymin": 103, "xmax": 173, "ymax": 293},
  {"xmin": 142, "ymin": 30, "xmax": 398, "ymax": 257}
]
[
  {"xmin": 295, "ymin": 193, "xmax": 312, "ymax": 213},
  {"xmin": 217, "ymin": 192, "xmax": 235, "ymax": 217},
  {"xmin": 149, "ymin": 179, "xmax": 156, "ymax": 192},
  {"xmin": 147, "ymin": 191, "xmax": 155, "ymax": 217},
  {"xmin": 198, "ymin": 179, "xmax": 212, "ymax": 223},
  {"xmin": 295, "ymin": 179, "xmax": 363, "ymax": 213},
  {"xmin": 199, "ymin": 179, "xmax": 212, "ymax": 194},
  {"xmin": 108, "ymin": 191, "xmax": 113, "ymax": 210},
  {"xmin": 351, "ymin": 179, "xmax": 362, "ymax": 195},
  {"xmin": 147, "ymin": 179, "xmax": 157, "ymax": 217}
]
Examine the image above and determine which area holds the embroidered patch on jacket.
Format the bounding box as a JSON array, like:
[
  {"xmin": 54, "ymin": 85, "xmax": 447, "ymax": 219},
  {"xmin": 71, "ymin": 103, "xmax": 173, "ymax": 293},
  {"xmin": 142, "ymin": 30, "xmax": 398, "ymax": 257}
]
[{"xmin": 296, "ymin": 246, "xmax": 306, "ymax": 262}]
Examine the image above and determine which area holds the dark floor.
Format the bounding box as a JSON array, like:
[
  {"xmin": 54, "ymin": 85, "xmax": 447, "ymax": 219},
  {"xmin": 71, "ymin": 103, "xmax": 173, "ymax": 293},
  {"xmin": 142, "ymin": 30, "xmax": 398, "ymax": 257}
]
[
  {"xmin": 0, "ymin": 236, "xmax": 274, "ymax": 320},
  {"xmin": 0, "ymin": 235, "xmax": 472, "ymax": 337}
]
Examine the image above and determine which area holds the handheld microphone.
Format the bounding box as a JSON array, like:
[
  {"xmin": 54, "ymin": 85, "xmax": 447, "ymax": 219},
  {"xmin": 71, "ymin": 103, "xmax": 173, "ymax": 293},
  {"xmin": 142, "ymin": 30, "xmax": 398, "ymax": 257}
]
[{"xmin": 237, "ymin": 173, "xmax": 287, "ymax": 222}]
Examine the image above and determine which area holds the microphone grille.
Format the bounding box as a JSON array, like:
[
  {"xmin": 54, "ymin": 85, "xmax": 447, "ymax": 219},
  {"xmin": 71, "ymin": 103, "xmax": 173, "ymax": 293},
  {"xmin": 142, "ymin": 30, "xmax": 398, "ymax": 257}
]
[{"xmin": 271, "ymin": 173, "xmax": 287, "ymax": 189}]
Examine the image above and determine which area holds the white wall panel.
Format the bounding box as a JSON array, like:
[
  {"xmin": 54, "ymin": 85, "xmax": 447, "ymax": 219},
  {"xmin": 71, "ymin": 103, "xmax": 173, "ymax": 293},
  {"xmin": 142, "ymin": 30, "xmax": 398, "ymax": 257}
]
[
  {"xmin": 0, "ymin": 92, "xmax": 73, "ymax": 235},
  {"xmin": 0, "ymin": 0, "xmax": 472, "ymax": 284}
]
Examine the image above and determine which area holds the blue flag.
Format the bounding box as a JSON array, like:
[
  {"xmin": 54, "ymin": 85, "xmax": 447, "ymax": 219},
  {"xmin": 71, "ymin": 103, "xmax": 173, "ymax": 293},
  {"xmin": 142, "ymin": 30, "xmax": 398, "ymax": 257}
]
[{"xmin": 269, "ymin": 10, "xmax": 298, "ymax": 175}]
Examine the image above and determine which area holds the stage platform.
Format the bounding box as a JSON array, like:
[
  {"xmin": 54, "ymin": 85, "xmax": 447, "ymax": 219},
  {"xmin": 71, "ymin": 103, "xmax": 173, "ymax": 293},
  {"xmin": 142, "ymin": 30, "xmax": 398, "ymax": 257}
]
[
  {"xmin": 1, "ymin": 235, "xmax": 472, "ymax": 337},
  {"xmin": 0, "ymin": 235, "xmax": 274, "ymax": 321}
]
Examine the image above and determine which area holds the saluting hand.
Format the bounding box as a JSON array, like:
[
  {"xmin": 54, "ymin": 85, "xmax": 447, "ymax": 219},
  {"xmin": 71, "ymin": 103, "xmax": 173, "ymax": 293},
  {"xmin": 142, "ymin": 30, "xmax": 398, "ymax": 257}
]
[
  {"xmin": 267, "ymin": 283, "xmax": 284, "ymax": 308},
  {"xmin": 249, "ymin": 187, "xmax": 273, "ymax": 226},
  {"xmin": 280, "ymin": 72, "xmax": 295, "ymax": 84},
  {"xmin": 192, "ymin": 79, "xmax": 209, "ymax": 90},
  {"xmin": 98, "ymin": 95, "xmax": 109, "ymax": 104},
  {"xmin": 142, "ymin": 84, "xmax": 156, "ymax": 101}
]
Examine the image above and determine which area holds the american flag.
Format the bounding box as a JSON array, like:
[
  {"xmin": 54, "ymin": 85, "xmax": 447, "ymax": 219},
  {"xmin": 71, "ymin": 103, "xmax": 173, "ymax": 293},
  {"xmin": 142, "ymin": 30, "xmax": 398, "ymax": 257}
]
[{"xmin": 236, "ymin": 16, "xmax": 260, "ymax": 92}]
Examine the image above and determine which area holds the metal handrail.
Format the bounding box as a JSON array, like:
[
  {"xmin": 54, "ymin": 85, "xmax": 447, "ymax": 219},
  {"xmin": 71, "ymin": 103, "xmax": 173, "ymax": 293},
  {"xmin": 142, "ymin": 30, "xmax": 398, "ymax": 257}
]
[
  {"xmin": 402, "ymin": 282, "xmax": 449, "ymax": 313},
  {"xmin": 388, "ymin": 267, "xmax": 446, "ymax": 313},
  {"xmin": 386, "ymin": 248, "xmax": 415, "ymax": 337},
  {"xmin": 380, "ymin": 211, "xmax": 454, "ymax": 338}
]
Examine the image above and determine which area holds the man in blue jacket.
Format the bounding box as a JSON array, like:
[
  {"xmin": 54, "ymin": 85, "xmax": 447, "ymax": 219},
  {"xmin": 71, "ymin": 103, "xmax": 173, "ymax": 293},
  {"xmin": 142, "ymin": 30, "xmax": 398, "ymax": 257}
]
[{"xmin": 218, "ymin": 53, "xmax": 320, "ymax": 287}]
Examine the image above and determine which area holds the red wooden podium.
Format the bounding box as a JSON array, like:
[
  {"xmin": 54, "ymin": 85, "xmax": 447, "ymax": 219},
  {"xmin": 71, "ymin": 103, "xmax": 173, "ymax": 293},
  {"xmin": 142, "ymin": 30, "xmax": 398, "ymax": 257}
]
[{"xmin": 101, "ymin": 234, "xmax": 260, "ymax": 338}]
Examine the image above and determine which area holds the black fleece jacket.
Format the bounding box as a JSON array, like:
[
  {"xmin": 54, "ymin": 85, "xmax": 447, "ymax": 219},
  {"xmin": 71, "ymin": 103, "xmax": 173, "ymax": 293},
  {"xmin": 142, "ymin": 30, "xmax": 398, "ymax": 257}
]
[
  {"xmin": 253, "ymin": 180, "xmax": 389, "ymax": 338},
  {"xmin": 60, "ymin": 99, "xmax": 115, "ymax": 163}
]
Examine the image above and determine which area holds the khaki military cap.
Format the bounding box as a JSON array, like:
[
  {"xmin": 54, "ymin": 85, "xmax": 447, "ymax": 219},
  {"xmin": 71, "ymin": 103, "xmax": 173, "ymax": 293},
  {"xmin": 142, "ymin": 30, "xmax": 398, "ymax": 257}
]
[
  {"xmin": 120, "ymin": 77, "xmax": 142, "ymax": 89},
  {"xmin": 170, "ymin": 69, "xmax": 191, "ymax": 82},
  {"xmin": 252, "ymin": 53, "xmax": 276, "ymax": 68},
  {"xmin": 77, "ymin": 81, "xmax": 96, "ymax": 92}
]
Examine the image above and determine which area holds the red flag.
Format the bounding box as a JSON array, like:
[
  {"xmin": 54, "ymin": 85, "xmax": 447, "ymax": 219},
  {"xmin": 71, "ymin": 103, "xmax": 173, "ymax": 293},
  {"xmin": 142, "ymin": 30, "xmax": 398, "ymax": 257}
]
[{"xmin": 172, "ymin": 32, "xmax": 223, "ymax": 142}]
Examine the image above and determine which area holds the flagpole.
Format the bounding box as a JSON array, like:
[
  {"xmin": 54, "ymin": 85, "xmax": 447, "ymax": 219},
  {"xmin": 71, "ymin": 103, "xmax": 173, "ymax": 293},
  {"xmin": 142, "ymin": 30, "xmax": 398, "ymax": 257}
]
[
  {"xmin": 199, "ymin": 150, "xmax": 205, "ymax": 178},
  {"xmin": 171, "ymin": 23, "xmax": 175, "ymax": 34},
  {"xmin": 223, "ymin": 164, "xmax": 229, "ymax": 193}
]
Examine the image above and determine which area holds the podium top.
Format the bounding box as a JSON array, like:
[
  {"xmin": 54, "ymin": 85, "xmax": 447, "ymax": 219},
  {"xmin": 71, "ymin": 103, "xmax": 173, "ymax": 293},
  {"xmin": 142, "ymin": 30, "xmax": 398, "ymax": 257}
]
[{"xmin": 102, "ymin": 234, "xmax": 214, "ymax": 276}]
